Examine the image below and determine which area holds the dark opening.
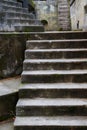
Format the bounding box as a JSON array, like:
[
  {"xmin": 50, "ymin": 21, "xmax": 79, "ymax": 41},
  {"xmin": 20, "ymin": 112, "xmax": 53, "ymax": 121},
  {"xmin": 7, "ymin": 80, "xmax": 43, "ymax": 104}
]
[
  {"xmin": 41, "ymin": 20, "xmax": 48, "ymax": 26},
  {"xmin": 77, "ymin": 20, "xmax": 79, "ymax": 29}
]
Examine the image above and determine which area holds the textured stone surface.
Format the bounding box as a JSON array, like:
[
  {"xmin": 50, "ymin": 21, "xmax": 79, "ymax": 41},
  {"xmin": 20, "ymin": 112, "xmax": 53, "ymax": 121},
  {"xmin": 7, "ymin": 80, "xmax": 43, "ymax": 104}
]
[
  {"xmin": 14, "ymin": 31, "xmax": 87, "ymax": 130},
  {"xmin": 14, "ymin": 116, "xmax": 87, "ymax": 130},
  {"xmin": 0, "ymin": 33, "xmax": 27, "ymax": 79},
  {"xmin": 0, "ymin": 41, "xmax": 24, "ymax": 78},
  {"xmin": 21, "ymin": 70, "xmax": 87, "ymax": 83},
  {"xmin": 19, "ymin": 83, "xmax": 87, "ymax": 98},
  {"xmin": 26, "ymin": 39, "xmax": 87, "ymax": 49},
  {"xmin": 58, "ymin": 0, "xmax": 71, "ymax": 30},
  {"xmin": 28, "ymin": 31, "xmax": 87, "ymax": 40},
  {"xmin": 16, "ymin": 98, "xmax": 87, "ymax": 116},
  {"xmin": 23, "ymin": 59, "xmax": 87, "ymax": 70},
  {"xmin": 25, "ymin": 49, "xmax": 87, "ymax": 59}
]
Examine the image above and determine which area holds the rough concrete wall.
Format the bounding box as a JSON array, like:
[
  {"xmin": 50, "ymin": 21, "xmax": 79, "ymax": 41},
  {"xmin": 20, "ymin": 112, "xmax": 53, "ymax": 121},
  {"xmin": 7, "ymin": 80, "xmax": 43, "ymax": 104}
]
[
  {"xmin": 34, "ymin": 0, "xmax": 58, "ymax": 31},
  {"xmin": 0, "ymin": 33, "xmax": 28, "ymax": 79},
  {"xmin": 70, "ymin": 0, "xmax": 86, "ymax": 30}
]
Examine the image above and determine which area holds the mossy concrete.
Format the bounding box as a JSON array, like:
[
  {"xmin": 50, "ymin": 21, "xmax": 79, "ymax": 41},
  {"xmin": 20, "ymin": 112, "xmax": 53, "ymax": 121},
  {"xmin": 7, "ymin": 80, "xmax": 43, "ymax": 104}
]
[{"xmin": 0, "ymin": 33, "xmax": 31, "ymax": 79}]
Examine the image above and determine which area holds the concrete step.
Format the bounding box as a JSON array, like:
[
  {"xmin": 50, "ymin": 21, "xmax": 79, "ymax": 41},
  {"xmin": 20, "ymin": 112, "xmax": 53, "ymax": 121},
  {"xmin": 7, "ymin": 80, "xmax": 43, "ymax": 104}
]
[
  {"xmin": 28, "ymin": 31, "xmax": 87, "ymax": 40},
  {"xmin": 0, "ymin": 77, "xmax": 20, "ymax": 121},
  {"xmin": 25, "ymin": 49, "xmax": 87, "ymax": 59},
  {"xmin": 26, "ymin": 39, "xmax": 87, "ymax": 49},
  {"xmin": 5, "ymin": 11, "xmax": 34, "ymax": 19},
  {"xmin": 0, "ymin": 0, "xmax": 22, "ymax": 7},
  {"xmin": 16, "ymin": 98, "xmax": 87, "ymax": 116},
  {"xmin": 23, "ymin": 59, "xmax": 87, "ymax": 70},
  {"xmin": 2, "ymin": 4, "xmax": 28, "ymax": 13},
  {"xmin": 7, "ymin": 18, "xmax": 41, "ymax": 25},
  {"xmin": 14, "ymin": 25, "xmax": 44, "ymax": 32},
  {"xmin": 14, "ymin": 116, "xmax": 87, "ymax": 130},
  {"xmin": 19, "ymin": 83, "xmax": 87, "ymax": 98},
  {"xmin": 21, "ymin": 70, "xmax": 87, "ymax": 83}
]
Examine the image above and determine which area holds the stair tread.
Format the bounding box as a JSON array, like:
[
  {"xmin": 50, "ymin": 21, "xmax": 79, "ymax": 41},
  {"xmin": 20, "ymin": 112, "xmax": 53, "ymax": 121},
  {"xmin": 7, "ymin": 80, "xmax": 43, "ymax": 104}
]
[
  {"xmin": 24, "ymin": 59, "xmax": 87, "ymax": 63},
  {"xmin": 26, "ymin": 49, "xmax": 87, "ymax": 52},
  {"xmin": 20, "ymin": 83, "xmax": 87, "ymax": 89},
  {"xmin": 22, "ymin": 70, "xmax": 87, "ymax": 75},
  {"xmin": 27, "ymin": 39, "xmax": 87, "ymax": 42},
  {"xmin": 28, "ymin": 31, "xmax": 87, "ymax": 34},
  {"xmin": 17, "ymin": 98, "xmax": 87, "ymax": 107},
  {"xmin": 14, "ymin": 116, "xmax": 87, "ymax": 126}
]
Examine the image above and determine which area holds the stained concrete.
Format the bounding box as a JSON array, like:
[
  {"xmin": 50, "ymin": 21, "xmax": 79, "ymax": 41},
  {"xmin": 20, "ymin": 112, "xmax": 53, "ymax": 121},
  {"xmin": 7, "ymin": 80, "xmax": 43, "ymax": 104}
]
[
  {"xmin": 0, "ymin": 77, "xmax": 21, "ymax": 96},
  {"xmin": 0, "ymin": 77, "xmax": 21, "ymax": 121},
  {"xmin": 0, "ymin": 120, "xmax": 14, "ymax": 130}
]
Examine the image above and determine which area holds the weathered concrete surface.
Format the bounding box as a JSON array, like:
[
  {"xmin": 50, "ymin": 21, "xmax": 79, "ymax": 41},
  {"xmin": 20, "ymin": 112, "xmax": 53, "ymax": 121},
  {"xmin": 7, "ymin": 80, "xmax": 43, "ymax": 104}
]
[
  {"xmin": 0, "ymin": 76, "xmax": 21, "ymax": 94},
  {"xmin": 70, "ymin": 0, "xmax": 87, "ymax": 30},
  {"xmin": 0, "ymin": 77, "xmax": 21, "ymax": 121},
  {"xmin": 0, "ymin": 33, "xmax": 28, "ymax": 79},
  {"xmin": 0, "ymin": 120, "xmax": 14, "ymax": 130}
]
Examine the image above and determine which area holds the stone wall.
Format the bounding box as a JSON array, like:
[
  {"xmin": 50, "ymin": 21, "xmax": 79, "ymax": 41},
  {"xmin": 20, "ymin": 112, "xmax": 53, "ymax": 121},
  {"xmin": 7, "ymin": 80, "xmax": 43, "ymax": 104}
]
[
  {"xmin": 70, "ymin": 0, "xmax": 87, "ymax": 30},
  {"xmin": 34, "ymin": 0, "xmax": 71, "ymax": 31},
  {"xmin": 0, "ymin": 33, "xmax": 31, "ymax": 79},
  {"xmin": 0, "ymin": 0, "xmax": 41, "ymax": 31},
  {"xmin": 34, "ymin": 0, "xmax": 58, "ymax": 31}
]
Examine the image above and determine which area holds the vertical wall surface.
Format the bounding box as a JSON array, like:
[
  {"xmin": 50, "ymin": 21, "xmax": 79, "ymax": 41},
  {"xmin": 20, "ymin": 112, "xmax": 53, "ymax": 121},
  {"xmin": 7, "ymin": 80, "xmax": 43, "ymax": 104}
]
[
  {"xmin": 34, "ymin": 0, "xmax": 58, "ymax": 31},
  {"xmin": 70, "ymin": 0, "xmax": 87, "ymax": 30},
  {"xmin": 58, "ymin": 0, "xmax": 71, "ymax": 30}
]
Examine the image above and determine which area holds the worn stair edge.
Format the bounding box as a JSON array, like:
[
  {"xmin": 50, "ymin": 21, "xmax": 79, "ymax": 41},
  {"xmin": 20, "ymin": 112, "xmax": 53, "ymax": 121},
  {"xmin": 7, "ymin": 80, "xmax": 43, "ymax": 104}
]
[
  {"xmin": 27, "ymin": 31, "xmax": 87, "ymax": 40},
  {"xmin": 14, "ymin": 116, "xmax": 87, "ymax": 130},
  {"xmin": 26, "ymin": 39, "xmax": 87, "ymax": 49},
  {"xmin": 19, "ymin": 83, "xmax": 87, "ymax": 98},
  {"xmin": 21, "ymin": 70, "xmax": 87, "ymax": 83},
  {"xmin": 25, "ymin": 49, "xmax": 87, "ymax": 59},
  {"xmin": 23, "ymin": 59, "xmax": 87, "ymax": 70},
  {"xmin": 16, "ymin": 98, "xmax": 87, "ymax": 116},
  {"xmin": 15, "ymin": 25, "xmax": 44, "ymax": 32}
]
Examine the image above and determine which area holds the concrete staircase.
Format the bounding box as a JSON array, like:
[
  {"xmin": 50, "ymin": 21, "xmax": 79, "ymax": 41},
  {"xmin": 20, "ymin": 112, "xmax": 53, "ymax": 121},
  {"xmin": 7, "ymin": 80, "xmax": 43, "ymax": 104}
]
[
  {"xmin": 58, "ymin": 0, "xmax": 71, "ymax": 30},
  {"xmin": 0, "ymin": 0, "xmax": 44, "ymax": 31},
  {"xmin": 14, "ymin": 31, "xmax": 87, "ymax": 130}
]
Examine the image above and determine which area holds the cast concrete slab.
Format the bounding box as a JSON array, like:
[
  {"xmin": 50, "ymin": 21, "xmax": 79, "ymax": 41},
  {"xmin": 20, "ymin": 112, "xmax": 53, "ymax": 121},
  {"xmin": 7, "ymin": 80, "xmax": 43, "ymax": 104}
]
[
  {"xmin": 24, "ymin": 59, "xmax": 87, "ymax": 64},
  {"xmin": 20, "ymin": 83, "xmax": 87, "ymax": 89},
  {"xmin": 14, "ymin": 116, "xmax": 87, "ymax": 126},
  {"xmin": 0, "ymin": 77, "xmax": 21, "ymax": 96},
  {"xmin": 17, "ymin": 98, "xmax": 87, "ymax": 107},
  {"xmin": 22, "ymin": 70, "xmax": 87, "ymax": 75}
]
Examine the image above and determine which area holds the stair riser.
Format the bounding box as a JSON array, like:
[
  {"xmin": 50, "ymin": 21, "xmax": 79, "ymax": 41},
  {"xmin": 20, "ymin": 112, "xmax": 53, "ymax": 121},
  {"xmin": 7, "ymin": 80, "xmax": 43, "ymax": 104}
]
[
  {"xmin": 21, "ymin": 74, "xmax": 87, "ymax": 83},
  {"xmin": 26, "ymin": 41, "xmax": 87, "ymax": 49},
  {"xmin": 0, "ymin": 1, "xmax": 22, "ymax": 7},
  {"xmin": 28, "ymin": 32, "xmax": 87, "ymax": 40},
  {"xmin": 25, "ymin": 51, "xmax": 87, "ymax": 59},
  {"xmin": 19, "ymin": 89, "xmax": 87, "ymax": 98},
  {"xmin": 23, "ymin": 62, "xmax": 87, "ymax": 70},
  {"xmin": 15, "ymin": 26, "xmax": 44, "ymax": 32},
  {"xmin": 16, "ymin": 106, "xmax": 87, "ymax": 116},
  {"xmin": 14, "ymin": 126, "xmax": 87, "ymax": 130},
  {"xmin": 3, "ymin": 6, "xmax": 28, "ymax": 13}
]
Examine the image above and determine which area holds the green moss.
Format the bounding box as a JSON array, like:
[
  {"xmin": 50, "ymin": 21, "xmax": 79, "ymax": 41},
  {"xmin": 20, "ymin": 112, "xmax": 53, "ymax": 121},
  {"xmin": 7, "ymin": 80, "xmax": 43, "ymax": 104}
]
[
  {"xmin": 59, "ymin": 28, "xmax": 63, "ymax": 31},
  {"xmin": 29, "ymin": 0, "xmax": 35, "ymax": 8}
]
